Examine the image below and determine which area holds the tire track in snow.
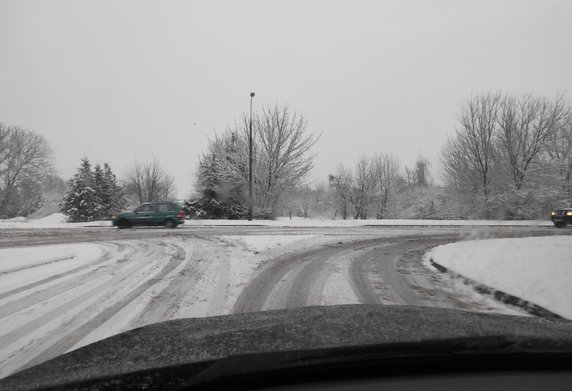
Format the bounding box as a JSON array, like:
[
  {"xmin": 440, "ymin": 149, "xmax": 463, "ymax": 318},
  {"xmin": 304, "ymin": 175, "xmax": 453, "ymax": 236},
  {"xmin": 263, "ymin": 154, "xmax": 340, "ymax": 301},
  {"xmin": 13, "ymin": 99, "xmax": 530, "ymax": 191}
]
[
  {"xmin": 281, "ymin": 249, "xmax": 340, "ymax": 309},
  {"xmin": 232, "ymin": 246, "xmax": 331, "ymax": 313},
  {"xmin": 15, "ymin": 242, "xmax": 187, "ymax": 373},
  {"xmin": 0, "ymin": 242, "xmax": 127, "ymax": 301},
  {"xmin": 0, "ymin": 249, "xmax": 151, "ymax": 350},
  {"xmin": 205, "ymin": 255, "xmax": 230, "ymax": 316},
  {"xmin": 348, "ymin": 250, "xmax": 385, "ymax": 304},
  {"xmin": 234, "ymin": 237, "xmax": 461, "ymax": 313},
  {"xmin": 132, "ymin": 237, "xmax": 232, "ymax": 325},
  {"xmin": 233, "ymin": 241, "xmax": 368, "ymax": 313},
  {"xmin": 130, "ymin": 239, "xmax": 204, "ymax": 328},
  {"xmin": 0, "ymin": 243, "xmax": 136, "ymax": 318},
  {"xmin": 0, "ymin": 255, "xmax": 75, "ymax": 276}
]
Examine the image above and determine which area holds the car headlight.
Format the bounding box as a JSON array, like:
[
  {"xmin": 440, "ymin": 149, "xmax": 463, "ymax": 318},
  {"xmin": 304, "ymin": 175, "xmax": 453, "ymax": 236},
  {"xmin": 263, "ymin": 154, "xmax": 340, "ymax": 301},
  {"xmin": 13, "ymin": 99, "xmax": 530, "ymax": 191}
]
[
  {"xmin": 551, "ymin": 211, "xmax": 556, "ymax": 216},
  {"xmin": 111, "ymin": 215, "xmax": 116, "ymax": 220},
  {"xmin": 567, "ymin": 211, "xmax": 572, "ymax": 216}
]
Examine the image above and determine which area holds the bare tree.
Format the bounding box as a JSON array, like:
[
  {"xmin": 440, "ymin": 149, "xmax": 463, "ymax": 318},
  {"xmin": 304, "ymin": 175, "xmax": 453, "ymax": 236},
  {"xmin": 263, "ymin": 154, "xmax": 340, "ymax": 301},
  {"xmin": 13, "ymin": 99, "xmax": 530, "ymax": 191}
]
[
  {"xmin": 328, "ymin": 166, "xmax": 353, "ymax": 219},
  {"xmin": 349, "ymin": 156, "xmax": 375, "ymax": 219},
  {"xmin": 196, "ymin": 104, "xmax": 319, "ymax": 218},
  {"xmin": 414, "ymin": 155, "xmax": 431, "ymax": 187},
  {"xmin": 296, "ymin": 184, "xmax": 312, "ymax": 218},
  {"xmin": 254, "ymin": 105, "xmax": 319, "ymax": 215},
  {"xmin": 545, "ymin": 113, "xmax": 572, "ymax": 202},
  {"xmin": 372, "ymin": 154, "xmax": 401, "ymax": 218},
  {"xmin": 497, "ymin": 93, "xmax": 568, "ymax": 190},
  {"xmin": 441, "ymin": 92, "xmax": 502, "ymax": 216},
  {"xmin": 0, "ymin": 123, "xmax": 52, "ymax": 217},
  {"xmin": 125, "ymin": 158, "xmax": 176, "ymax": 204}
]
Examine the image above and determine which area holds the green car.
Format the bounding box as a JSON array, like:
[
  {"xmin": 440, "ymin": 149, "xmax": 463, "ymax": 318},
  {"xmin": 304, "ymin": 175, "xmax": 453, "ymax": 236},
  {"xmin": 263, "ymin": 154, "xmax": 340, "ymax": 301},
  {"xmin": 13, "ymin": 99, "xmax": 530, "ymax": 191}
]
[{"xmin": 111, "ymin": 202, "xmax": 185, "ymax": 229}]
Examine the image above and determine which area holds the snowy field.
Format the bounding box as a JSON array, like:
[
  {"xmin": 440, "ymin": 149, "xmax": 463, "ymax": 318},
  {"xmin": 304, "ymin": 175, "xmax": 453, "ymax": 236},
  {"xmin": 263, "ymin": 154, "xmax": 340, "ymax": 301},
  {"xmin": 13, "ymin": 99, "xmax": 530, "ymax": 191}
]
[
  {"xmin": 428, "ymin": 236, "xmax": 572, "ymax": 319},
  {"xmin": 0, "ymin": 212, "xmax": 554, "ymax": 229}
]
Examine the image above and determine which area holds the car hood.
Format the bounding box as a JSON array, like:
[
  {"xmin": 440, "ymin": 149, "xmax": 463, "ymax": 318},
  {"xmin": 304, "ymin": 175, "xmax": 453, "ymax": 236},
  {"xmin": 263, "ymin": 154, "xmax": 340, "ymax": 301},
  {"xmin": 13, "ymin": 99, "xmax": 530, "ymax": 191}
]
[{"xmin": 2, "ymin": 305, "xmax": 572, "ymax": 390}]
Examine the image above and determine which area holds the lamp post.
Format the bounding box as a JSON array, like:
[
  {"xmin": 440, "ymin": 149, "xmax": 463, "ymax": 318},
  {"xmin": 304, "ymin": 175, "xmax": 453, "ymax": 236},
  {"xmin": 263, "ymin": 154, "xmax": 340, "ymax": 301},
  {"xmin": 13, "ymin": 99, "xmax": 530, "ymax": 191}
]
[{"xmin": 248, "ymin": 92, "xmax": 255, "ymax": 221}]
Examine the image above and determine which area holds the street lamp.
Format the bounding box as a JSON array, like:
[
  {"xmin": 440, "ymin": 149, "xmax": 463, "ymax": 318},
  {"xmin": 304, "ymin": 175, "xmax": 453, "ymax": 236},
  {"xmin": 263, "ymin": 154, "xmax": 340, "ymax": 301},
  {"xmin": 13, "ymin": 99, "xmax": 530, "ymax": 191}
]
[{"xmin": 248, "ymin": 92, "xmax": 255, "ymax": 221}]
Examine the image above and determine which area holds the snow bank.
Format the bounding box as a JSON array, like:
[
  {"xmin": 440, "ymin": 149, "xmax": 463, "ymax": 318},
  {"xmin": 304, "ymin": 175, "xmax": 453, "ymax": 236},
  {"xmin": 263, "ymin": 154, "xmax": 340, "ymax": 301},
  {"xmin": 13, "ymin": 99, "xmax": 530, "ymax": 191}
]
[
  {"xmin": 0, "ymin": 213, "xmax": 110, "ymax": 229},
  {"xmin": 0, "ymin": 214, "xmax": 554, "ymax": 229},
  {"xmin": 184, "ymin": 218, "xmax": 552, "ymax": 228},
  {"xmin": 428, "ymin": 236, "xmax": 572, "ymax": 319},
  {"xmin": 35, "ymin": 213, "xmax": 67, "ymax": 224}
]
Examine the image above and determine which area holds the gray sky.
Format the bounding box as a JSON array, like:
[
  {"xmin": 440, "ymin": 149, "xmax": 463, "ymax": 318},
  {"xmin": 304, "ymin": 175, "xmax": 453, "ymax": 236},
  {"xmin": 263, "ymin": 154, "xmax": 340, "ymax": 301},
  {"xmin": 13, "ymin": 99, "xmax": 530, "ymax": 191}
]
[{"xmin": 1, "ymin": 0, "xmax": 571, "ymax": 198}]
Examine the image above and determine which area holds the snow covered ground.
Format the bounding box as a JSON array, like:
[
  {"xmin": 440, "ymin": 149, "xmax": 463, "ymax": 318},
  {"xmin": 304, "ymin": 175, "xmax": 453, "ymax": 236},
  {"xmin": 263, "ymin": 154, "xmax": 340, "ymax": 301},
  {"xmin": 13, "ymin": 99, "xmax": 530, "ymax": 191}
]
[
  {"xmin": 0, "ymin": 232, "xmax": 354, "ymax": 378},
  {"xmin": 427, "ymin": 236, "xmax": 572, "ymax": 319},
  {"xmin": 0, "ymin": 212, "xmax": 554, "ymax": 229},
  {"xmin": 1, "ymin": 225, "xmax": 569, "ymax": 379}
]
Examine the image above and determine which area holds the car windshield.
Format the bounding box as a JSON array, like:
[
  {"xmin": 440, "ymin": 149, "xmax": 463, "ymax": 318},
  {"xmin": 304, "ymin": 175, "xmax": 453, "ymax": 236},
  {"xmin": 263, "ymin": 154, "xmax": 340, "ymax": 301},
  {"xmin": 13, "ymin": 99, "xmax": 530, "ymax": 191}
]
[{"xmin": 1, "ymin": 0, "xmax": 571, "ymax": 387}]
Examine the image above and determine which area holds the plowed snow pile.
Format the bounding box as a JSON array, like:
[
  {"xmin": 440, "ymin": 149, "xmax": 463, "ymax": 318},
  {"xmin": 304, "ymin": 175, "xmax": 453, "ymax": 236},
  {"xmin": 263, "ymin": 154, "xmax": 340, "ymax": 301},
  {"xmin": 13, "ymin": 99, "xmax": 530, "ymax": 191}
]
[{"xmin": 429, "ymin": 236, "xmax": 572, "ymax": 319}]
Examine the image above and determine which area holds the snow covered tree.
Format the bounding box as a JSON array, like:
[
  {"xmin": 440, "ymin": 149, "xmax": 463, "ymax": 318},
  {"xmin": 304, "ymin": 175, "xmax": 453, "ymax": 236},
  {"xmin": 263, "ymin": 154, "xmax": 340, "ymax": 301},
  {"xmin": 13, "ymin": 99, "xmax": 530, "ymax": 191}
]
[
  {"xmin": 372, "ymin": 154, "xmax": 401, "ymax": 219},
  {"xmin": 103, "ymin": 163, "xmax": 127, "ymax": 215},
  {"xmin": 328, "ymin": 166, "xmax": 353, "ymax": 220},
  {"xmin": 193, "ymin": 104, "xmax": 319, "ymax": 219},
  {"xmin": 61, "ymin": 158, "xmax": 126, "ymax": 222},
  {"xmin": 93, "ymin": 164, "xmax": 107, "ymax": 219},
  {"xmin": 497, "ymin": 93, "xmax": 568, "ymax": 191},
  {"xmin": 440, "ymin": 92, "xmax": 571, "ymax": 219},
  {"xmin": 440, "ymin": 93, "xmax": 502, "ymax": 218},
  {"xmin": 61, "ymin": 158, "xmax": 101, "ymax": 222},
  {"xmin": 0, "ymin": 123, "xmax": 53, "ymax": 218}
]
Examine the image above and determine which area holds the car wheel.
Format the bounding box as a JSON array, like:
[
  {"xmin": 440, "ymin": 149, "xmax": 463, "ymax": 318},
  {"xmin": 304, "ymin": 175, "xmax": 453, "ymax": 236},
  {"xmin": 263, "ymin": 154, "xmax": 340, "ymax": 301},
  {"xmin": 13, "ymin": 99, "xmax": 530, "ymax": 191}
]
[
  {"xmin": 554, "ymin": 222, "xmax": 566, "ymax": 228},
  {"xmin": 117, "ymin": 220, "xmax": 131, "ymax": 229},
  {"xmin": 164, "ymin": 219, "xmax": 176, "ymax": 229}
]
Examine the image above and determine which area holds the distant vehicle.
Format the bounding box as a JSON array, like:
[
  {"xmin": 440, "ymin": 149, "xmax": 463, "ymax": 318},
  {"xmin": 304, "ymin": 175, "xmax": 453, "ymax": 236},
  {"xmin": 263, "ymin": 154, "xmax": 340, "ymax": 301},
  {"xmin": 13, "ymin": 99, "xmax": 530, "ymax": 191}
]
[
  {"xmin": 550, "ymin": 208, "xmax": 572, "ymax": 228},
  {"xmin": 111, "ymin": 202, "xmax": 184, "ymax": 229}
]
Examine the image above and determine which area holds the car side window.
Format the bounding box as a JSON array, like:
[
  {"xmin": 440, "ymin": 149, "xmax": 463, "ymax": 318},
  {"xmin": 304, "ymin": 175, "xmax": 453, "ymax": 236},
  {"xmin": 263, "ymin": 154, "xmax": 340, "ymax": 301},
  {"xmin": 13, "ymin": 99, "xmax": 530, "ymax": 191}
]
[
  {"xmin": 135, "ymin": 204, "xmax": 154, "ymax": 213},
  {"xmin": 158, "ymin": 203, "xmax": 174, "ymax": 212}
]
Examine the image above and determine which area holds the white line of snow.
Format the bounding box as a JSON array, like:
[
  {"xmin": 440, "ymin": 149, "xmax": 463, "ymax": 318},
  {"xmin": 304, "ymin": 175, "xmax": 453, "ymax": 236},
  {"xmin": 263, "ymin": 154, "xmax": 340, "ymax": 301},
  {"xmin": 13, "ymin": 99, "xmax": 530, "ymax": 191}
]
[
  {"xmin": 0, "ymin": 243, "xmax": 103, "ymax": 274},
  {"xmin": 427, "ymin": 236, "xmax": 572, "ymax": 319},
  {"xmin": 0, "ymin": 213, "xmax": 554, "ymax": 229},
  {"xmin": 218, "ymin": 234, "xmax": 319, "ymax": 253}
]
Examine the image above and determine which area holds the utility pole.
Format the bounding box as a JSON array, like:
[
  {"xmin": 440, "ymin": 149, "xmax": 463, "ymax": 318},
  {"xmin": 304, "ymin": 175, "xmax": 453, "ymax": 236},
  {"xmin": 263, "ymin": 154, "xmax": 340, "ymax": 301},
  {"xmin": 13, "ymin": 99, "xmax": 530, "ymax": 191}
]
[{"xmin": 248, "ymin": 92, "xmax": 255, "ymax": 221}]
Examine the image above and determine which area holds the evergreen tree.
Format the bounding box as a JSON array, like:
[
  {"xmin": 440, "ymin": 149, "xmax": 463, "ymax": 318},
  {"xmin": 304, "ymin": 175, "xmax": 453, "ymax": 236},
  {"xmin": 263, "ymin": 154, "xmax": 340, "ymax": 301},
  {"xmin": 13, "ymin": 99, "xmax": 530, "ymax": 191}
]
[
  {"xmin": 103, "ymin": 163, "xmax": 127, "ymax": 215},
  {"xmin": 60, "ymin": 157, "xmax": 101, "ymax": 222},
  {"xmin": 93, "ymin": 164, "xmax": 108, "ymax": 219},
  {"xmin": 61, "ymin": 158, "xmax": 128, "ymax": 222}
]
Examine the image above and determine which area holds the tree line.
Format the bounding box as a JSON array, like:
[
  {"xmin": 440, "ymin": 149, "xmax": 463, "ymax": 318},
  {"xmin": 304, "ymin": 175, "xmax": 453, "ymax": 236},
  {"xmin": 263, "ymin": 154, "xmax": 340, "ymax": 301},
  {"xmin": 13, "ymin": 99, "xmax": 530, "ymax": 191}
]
[
  {"xmin": 441, "ymin": 92, "xmax": 571, "ymax": 219},
  {"xmin": 3, "ymin": 91, "xmax": 570, "ymax": 222}
]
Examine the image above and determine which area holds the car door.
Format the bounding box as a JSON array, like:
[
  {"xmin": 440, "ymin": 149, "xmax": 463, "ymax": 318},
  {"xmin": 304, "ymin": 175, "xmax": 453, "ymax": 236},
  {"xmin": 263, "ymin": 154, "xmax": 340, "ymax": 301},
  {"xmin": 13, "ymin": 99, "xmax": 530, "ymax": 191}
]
[
  {"xmin": 154, "ymin": 203, "xmax": 172, "ymax": 225},
  {"xmin": 132, "ymin": 204, "xmax": 155, "ymax": 225}
]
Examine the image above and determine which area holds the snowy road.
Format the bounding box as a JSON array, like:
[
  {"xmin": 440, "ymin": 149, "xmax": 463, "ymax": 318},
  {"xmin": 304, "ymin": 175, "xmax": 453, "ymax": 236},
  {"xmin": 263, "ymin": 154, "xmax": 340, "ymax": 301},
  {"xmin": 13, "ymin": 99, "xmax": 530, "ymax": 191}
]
[
  {"xmin": 232, "ymin": 233, "xmax": 539, "ymax": 314},
  {"xmin": 0, "ymin": 225, "xmax": 570, "ymax": 379}
]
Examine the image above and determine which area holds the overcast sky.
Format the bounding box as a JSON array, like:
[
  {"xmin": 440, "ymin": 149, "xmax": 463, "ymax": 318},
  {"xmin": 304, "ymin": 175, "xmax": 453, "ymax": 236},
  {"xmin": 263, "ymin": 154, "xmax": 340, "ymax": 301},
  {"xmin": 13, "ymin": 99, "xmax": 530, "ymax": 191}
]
[{"xmin": 1, "ymin": 0, "xmax": 571, "ymax": 198}]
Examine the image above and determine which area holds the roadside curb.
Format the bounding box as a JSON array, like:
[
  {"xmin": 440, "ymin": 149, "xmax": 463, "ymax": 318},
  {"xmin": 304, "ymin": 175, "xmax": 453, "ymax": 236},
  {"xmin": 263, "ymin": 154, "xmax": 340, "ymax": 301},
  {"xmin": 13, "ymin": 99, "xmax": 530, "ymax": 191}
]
[{"xmin": 429, "ymin": 258, "xmax": 564, "ymax": 320}]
